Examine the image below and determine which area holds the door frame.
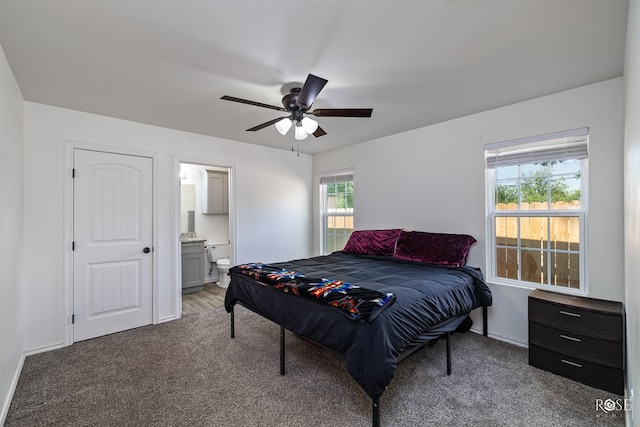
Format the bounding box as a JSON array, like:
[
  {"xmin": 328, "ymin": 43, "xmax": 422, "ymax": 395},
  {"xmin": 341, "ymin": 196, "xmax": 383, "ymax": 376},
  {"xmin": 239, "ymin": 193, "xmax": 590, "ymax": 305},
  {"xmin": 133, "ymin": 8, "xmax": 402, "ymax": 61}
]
[
  {"xmin": 173, "ymin": 155, "xmax": 237, "ymax": 317},
  {"xmin": 63, "ymin": 140, "xmax": 160, "ymax": 346}
]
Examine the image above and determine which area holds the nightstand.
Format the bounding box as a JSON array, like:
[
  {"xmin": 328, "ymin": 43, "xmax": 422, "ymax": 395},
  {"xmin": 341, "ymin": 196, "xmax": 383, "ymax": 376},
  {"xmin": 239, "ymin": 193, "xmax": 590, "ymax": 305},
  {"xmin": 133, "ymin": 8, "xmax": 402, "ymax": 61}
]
[{"xmin": 528, "ymin": 289, "xmax": 624, "ymax": 395}]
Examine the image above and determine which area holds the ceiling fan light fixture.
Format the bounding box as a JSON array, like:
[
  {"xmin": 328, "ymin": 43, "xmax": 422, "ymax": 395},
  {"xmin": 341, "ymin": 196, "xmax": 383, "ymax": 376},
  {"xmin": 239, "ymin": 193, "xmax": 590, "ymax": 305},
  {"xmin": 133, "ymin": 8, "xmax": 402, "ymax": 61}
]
[
  {"xmin": 294, "ymin": 123, "xmax": 308, "ymax": 140},
  {"xmin": 301, "ymin": 117, "xmax": 318, "ymax": 134},
  {"xmin": 221, "ymin": 73, "xmax": 373, "ymax": 141},
  {"xmin": 275, "ymin": 117, "xmax": 292, "ymax": 135}
]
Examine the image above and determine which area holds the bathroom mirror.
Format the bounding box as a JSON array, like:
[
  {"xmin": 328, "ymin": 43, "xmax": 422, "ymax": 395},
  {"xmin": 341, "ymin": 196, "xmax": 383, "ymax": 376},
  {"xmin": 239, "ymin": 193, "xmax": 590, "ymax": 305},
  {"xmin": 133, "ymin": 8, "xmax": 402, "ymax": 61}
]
[{"xmin": 180, "ymin": 184, "xmax": 195, "ymax": 233}]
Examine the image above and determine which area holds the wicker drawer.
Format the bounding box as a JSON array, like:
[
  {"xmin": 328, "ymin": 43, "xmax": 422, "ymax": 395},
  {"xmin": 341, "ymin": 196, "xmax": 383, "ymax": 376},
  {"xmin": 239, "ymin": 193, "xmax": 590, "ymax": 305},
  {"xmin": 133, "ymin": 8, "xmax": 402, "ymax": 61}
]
[
  {"xmin": 529, "ymin": 321, "xmax": 622, "ymax": 368},
  {"xmin": 528, "ymin": 289, "xmax": 624, "ymax": 395},
  {"xmin": 529, "ymin": 344, "xmax": 623, "ymax": 395},
  {"xmin": 528, "ymin": 292, "xmax": 623, "ymax": 340}
]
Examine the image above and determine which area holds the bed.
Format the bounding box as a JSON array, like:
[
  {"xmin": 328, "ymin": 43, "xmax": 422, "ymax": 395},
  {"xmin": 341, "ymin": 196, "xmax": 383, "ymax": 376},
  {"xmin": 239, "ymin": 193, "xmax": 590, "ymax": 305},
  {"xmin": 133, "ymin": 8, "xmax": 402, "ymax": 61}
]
[{"xmin": 224, "ymin": 229, "xmax": 492, "ymax": 426}]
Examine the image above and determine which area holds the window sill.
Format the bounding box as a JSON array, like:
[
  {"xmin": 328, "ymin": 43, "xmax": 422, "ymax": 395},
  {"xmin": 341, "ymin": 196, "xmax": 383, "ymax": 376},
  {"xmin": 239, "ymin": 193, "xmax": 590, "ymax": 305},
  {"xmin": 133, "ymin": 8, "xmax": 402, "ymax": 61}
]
[{"xmin": 486, "ymin": 278, "xmax": 587, "ymax": 297}]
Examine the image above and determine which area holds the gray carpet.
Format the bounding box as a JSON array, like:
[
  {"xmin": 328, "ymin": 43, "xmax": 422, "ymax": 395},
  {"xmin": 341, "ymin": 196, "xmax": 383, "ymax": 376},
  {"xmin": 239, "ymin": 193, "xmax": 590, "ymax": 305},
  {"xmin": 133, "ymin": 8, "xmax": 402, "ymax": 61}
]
[{"xmin": 6, "ymin": 306, "xmax": 625, "ymax": 426}]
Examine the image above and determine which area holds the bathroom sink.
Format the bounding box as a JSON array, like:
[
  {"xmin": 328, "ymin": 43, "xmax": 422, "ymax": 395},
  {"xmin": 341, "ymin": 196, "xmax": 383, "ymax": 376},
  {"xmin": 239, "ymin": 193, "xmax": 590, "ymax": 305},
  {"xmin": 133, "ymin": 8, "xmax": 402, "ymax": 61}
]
[
  {"xmin": 180, "ymin": 237, "xmax": 207, "ymax": 243},
  {"xmin": 180, "ymin": 233, "xmax": 206, "ymax": 243}
]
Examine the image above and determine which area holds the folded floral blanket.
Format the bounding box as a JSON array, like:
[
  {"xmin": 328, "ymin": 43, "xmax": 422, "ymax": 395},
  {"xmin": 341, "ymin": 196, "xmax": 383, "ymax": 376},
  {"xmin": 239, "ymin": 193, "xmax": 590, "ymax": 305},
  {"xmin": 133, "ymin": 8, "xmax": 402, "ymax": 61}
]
[{"xmin": 230, "ymin": 262, "xmax": 395, "ymax": 322}]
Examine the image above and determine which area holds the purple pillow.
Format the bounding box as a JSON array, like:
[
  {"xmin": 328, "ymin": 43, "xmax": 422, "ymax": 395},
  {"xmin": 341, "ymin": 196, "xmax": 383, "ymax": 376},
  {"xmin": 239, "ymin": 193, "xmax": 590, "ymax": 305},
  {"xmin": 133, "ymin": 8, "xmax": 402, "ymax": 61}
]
[
  {"xmin": 393, "ymin": 230, "xmax": 476, "ymax": 267},
  {"xmin": 342, "ymin": 229, "xmax": 402, "ymax": 257}
]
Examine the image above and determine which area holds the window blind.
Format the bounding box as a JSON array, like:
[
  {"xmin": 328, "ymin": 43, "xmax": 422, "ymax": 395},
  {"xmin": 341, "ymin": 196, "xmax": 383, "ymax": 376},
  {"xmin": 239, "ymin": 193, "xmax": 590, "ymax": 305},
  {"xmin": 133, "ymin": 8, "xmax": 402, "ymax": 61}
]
[
  {"xmin": 320, "ymin": 173, "xmax": 353, "ymax": 185},
  {"xmin": 485, "ymin": 128, "xmax": 588, "ymax": 169}
]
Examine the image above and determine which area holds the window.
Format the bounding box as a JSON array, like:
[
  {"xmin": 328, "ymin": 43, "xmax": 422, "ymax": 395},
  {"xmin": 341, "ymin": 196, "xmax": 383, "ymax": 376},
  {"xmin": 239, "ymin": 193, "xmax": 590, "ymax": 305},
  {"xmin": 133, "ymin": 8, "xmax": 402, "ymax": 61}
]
[
  {"xmin": 320, "ymin": 172, "xmax": 354, "ymax": 254},
  {"xmin": 485, "ymin": 128, "xmax": 588, "ymax": 293}
]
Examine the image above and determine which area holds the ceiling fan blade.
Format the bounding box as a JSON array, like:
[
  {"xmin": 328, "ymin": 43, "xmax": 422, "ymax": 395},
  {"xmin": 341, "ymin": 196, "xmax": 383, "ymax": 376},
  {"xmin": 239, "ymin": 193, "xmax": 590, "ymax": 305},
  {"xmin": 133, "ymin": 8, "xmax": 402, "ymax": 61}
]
[
  {"xmin": 313, "ymin": 126, "xmax": 327, "ymax": 138},
  {"xmin": 309, "ymin": 108, "xmax": 373, "ymax": 118},
  {"xmin": 295, "ymin": 74, "xmax": 328, "ymax": 110},
  {"xmin": 246, "ymin": 117, "xmax": 288, "ymax": 131},
  {"xmin": 221, "ymin": 95, "xmax": 286, "ymax": 112}
]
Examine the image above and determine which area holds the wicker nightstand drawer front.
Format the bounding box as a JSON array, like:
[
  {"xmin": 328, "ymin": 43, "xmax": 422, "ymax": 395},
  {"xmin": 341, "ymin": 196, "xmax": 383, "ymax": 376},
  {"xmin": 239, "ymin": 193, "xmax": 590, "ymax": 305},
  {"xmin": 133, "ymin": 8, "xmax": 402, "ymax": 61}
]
[
  {"xmin": 528, "ymin": 298, "xmax": 622, "ymax": 340},
  {"xmin": 529, "ymin": 344, "xmax": 624, "ymax": 395},
  {"xmin": 529, "ymin": 322, "xmax": 622, "ymax": 368}
]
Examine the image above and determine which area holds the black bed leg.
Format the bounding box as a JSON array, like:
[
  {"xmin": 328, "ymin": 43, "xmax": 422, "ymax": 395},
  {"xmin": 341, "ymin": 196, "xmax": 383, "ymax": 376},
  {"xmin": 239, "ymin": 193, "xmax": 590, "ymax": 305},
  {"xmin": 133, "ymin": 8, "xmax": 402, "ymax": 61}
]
[
  {"xmin": 483, "ymin": 305, "xmax": 488, "ymax": 337},
  {"xmin": 372, "ymin": 398, "xmax": 380, "ymax": 427},
  {"xmin": 446, "ymin": 331, "xmax": 452, "ymax": 375},
  {"xmin": 280, "ymin": 325, "xmax": 285, "ymax": 376},
  {"xmin": 230, "ymin": 305, "xmax": 235, "ymax": 338}
]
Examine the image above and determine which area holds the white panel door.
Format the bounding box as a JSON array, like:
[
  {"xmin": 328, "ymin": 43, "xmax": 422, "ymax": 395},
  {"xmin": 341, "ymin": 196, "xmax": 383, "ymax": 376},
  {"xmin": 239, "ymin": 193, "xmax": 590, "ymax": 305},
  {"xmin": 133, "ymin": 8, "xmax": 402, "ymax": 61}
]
[{"xmin": 73, "ymin": 149, "xmax": 153, "ymax": 342}]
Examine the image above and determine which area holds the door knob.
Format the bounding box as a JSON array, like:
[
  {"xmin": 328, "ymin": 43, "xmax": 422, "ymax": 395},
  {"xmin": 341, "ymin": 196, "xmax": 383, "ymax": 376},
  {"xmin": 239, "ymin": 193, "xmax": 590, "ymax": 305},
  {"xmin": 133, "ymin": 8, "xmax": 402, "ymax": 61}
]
[{"xmin": 143, "ymin": 247, "xmax": 151, "ymax": 253}]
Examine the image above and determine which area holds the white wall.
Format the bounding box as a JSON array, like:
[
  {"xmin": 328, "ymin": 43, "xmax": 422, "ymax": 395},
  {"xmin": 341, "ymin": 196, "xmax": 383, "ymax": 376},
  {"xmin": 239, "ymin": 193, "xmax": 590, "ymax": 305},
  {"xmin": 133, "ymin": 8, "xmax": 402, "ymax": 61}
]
[
  {"xmin": 0, "ymin": 43, "xmax": 24, "ymax": 424},
  {"xmin": 313, "ymin": 78, "xmax": 625, "ymax": 345},
  {"xmin": 23, "ymin": 103, "xmax": 312, "ymax": 352},
  {"xmin": 624, "ymin": 0, "xmax": 640, "ymax": 424}
]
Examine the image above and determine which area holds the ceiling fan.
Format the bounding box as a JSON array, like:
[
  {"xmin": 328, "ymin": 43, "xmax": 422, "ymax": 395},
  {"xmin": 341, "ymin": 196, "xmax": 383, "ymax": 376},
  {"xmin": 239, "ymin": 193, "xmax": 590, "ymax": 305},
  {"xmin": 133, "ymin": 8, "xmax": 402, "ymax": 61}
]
[{"xmin": 221, "ymin": 74, "xmax": 373, "ymax": 140}]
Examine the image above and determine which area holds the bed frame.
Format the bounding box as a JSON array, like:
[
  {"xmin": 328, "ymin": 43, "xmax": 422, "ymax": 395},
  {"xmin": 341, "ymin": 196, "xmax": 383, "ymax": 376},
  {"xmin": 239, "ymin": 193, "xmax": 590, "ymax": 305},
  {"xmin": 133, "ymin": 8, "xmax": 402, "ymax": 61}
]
[{"xmin": 228, "ymin": 303, "xmax": 489, "ymax": 427}]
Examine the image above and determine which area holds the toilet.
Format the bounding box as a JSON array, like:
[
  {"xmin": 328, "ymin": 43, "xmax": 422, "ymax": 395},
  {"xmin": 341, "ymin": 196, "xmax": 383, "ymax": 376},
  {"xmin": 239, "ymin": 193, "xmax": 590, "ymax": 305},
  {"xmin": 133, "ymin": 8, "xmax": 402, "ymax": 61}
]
[
  {"xmin": 216, "ymin": 258, "xmax": 231, "ymax": 288},
  {"xmin": 205, "ymin": 241, "xmax": 231, "ymax": 288}
]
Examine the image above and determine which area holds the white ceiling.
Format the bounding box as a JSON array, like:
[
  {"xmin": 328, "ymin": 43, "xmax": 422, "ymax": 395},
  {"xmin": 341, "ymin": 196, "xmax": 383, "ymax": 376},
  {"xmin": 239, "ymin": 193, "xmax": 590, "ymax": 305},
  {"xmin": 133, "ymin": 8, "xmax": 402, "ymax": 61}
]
[{"xmin": 0, "ymin": 0, "xmax": 629, "ymax": 154}]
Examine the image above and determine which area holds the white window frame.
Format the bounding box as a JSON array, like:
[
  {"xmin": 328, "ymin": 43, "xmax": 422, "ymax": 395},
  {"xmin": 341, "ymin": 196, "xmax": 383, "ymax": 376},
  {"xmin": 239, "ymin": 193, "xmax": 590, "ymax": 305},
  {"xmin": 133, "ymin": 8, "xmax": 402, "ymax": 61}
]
[
  {"xmin": 320, "ymin": 171, "xmax": 354, "ymax": 255},
  {"xmin": 485, "ymin": 128, "xmax": 589, "ymax": 295}
]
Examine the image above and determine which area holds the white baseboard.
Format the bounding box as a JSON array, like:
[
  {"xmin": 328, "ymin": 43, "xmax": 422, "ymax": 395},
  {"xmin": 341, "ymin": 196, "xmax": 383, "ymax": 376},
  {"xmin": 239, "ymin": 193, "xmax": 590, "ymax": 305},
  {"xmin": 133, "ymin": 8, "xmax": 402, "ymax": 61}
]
[
  {"xmin": 1, "ymin": 352, "xmax": 25, "ymax": 426},
  {"xmin": 24, "ymin": 342, "xmax": 66, "ymax": 357},
  {"xmin": 469, "ymin": 327, "xmax": 528, "ymax": 348},
  {"xmin": 157, "ymin": 314, "xmax": 179, "ymax": 324}
]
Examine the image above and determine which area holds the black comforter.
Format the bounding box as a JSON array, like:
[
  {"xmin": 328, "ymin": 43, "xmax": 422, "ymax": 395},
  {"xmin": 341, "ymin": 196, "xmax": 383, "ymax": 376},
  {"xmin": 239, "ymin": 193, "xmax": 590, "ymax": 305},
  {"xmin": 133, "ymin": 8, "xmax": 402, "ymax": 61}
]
[{"xmin": 224, "ymin": 251, "xmax": 492, "ymax": 400}]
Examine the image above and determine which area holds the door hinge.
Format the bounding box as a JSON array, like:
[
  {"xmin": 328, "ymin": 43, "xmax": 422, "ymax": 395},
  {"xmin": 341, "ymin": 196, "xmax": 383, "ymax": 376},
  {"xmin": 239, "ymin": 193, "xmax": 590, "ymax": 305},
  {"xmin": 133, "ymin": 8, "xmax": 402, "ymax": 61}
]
[
  {"xmin": 72, "ymin": 168, "xmax": 76, "ymax": 178},
  {"xmin": 72, "ymin": 314, "xmax": 75, "ymax": 324}
]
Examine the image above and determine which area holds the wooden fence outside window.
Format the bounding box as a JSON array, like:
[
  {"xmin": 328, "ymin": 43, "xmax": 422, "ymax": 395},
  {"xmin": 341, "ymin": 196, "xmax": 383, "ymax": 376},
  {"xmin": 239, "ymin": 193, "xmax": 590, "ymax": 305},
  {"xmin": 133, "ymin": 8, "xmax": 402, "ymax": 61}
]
[{"xmin": 494, "ymin": 201, "xmax": 581, "ymax": 288}]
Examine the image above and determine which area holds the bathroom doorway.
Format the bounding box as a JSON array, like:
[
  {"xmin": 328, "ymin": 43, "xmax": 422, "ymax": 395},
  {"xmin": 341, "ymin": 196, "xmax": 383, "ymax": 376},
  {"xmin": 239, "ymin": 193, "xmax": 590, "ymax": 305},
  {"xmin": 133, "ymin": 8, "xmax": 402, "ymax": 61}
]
[{"xmin": 178, "ymin": 161, "xmax": 234, "ymax": 314}]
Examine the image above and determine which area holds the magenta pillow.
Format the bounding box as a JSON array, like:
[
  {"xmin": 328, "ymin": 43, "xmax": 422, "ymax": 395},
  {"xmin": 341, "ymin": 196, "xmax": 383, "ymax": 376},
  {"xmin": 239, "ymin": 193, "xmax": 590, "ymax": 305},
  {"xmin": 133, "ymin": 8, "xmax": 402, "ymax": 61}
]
[
  {"xmin": 393, "ymin": 230, "xmax": 476, "ymax": 267},
  {"xmin": 342, "ymin": 229, "xmax": 402, "ymax": 257}
]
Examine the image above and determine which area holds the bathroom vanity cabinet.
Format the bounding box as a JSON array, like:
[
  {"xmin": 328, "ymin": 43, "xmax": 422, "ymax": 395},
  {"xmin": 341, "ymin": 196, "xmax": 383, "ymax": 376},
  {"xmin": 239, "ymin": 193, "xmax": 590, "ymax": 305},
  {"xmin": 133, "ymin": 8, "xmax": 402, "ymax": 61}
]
[
  {"xmin": 200, "ymin": 170, "xmax": 228, "ymax": 214},
  {"xmin": 181, "ymin": 241, "xmax": 205, "ymax": 293}
]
